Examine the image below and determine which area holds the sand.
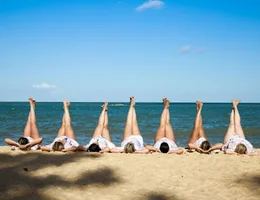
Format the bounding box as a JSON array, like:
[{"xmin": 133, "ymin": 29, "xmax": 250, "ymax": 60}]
[{"xmin": 0, "ymin": 146, "xmax": 260, "ymax": 200}]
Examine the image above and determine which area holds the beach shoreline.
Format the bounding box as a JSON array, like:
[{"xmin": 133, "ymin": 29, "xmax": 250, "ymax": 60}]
[{"xmin": 0, "ymin": 146, "xmax": 260, "ymax": 200}]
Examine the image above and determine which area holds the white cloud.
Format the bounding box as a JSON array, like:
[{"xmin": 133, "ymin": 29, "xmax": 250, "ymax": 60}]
[
  {"xmin": 136, "ymin": 0, "xmax": 164, "ymax": 11},
  {"xmin": 179, "ymin": 45, "xmax": 191, "ymax": 54},
  {"xmin": 32, "ymin": 82, "xmax": 57, "ymax": 89}
]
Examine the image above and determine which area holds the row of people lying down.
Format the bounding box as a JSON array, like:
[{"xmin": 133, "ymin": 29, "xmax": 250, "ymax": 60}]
[{"xmin": 5, "ymin": 97, "xmax": 258, "ymax": 155}]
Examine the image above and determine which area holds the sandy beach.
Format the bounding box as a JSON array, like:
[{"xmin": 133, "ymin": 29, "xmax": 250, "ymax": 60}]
[{"xmin": 0, "ymin": 146, "xmax": 259, "ymax": 200}]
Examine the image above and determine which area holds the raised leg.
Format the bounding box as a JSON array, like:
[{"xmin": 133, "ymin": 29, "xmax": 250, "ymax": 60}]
[
  {"xmin": 165, "ymin": 100, "xmax": 175, "ymax": 142},
  {"xmin": 198, "ymin": 102, "xmax": 206, "ymax": 139},
  {"xmin": 102, "ymin": 105, "xmax": 112, "ymax": 142},
  {"xmin": 57, "ymin": 114, "xmax": 66, "ymax": 137},
  {"xmin": 123, "ymin": 97, "xmax": 134, "ymax": 141},
  {"xmin": 155, "ymin": 98, "xmax": 167, "ymax": 142},
  {"xmin": 132, "ymin": 97, "xmax": 141, "ymax": 136},
  {"xmin": 29, "ymin": 98, "xmax": 40, "ymax": 139},
  {"xmin": 93, "ymin": 102, "xmax": 107, "ymax": 138},
  {"xmin": 63, "ymin": 100, "xmax": 76, "ymax": 140},
  {"xmin": 23, "ymin": 99, "xmax": 31, "ymax": 138},
  {"xmin": 224, "ymin": 106, "xmax": 235, "ymax": 144},
  {"xmin": 188, "ymin": 101, "xmax": 202, "ymax": 144},
  {"xmin": 233, "ymin": 100, "xmax": 245, "ymax": 139}
]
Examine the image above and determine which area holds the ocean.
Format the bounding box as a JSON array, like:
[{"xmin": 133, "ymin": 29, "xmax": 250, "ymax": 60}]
[{"xmin": 1, "ymin": 102, "xmax": 260, "ymax": 148}]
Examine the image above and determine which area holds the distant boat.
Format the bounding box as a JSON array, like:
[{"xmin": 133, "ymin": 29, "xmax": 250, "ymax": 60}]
[{"xmin": 112, "ymin": 104, "xmax": 124, "ymax": 106}]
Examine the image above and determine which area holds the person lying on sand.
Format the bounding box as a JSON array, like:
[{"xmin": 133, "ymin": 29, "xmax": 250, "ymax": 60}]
[
  {"xmin": 77, "ymin": 102, "xmax": 115, "ymax": 153},
  {"xmin": 187, "ymin": 101, "xmax": 222, "ymax": 154},
  {"xmin": 145, "ymin": 98, "xmax": 184, "ymax": 154},
  {"xmin": 220, "ymin": 100, "xmax": 259, "ymax": 156},
  {"xmin": 41, "ymin": 100, "xmax": 79, "ymax": 152},
  {"xmin": 110, "ymin": 97, "xmax": 149, "ymax": 154},
  {"xmin": 5, "ymin": 98, "xmax": 42, "ymax": 151}
]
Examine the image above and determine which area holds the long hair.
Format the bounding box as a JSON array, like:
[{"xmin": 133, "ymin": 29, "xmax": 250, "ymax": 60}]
[
  {"xmin": 124, "ymin": 143, "xmax": 136, "ymax": 153},
  {"xmin": 52, "ymin": 142, "xmax": 64, "ymax": 151}
]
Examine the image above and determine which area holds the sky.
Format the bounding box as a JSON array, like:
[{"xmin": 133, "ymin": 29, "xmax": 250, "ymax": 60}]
[{"xmin": 0, "ymin": 0, "xmax": 260, "ymax": 102}]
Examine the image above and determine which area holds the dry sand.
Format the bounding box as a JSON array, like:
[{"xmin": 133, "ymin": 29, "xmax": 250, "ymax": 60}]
[{"xmin": 0, "ymin": 146, "xmax": 260, "ymax": 200}]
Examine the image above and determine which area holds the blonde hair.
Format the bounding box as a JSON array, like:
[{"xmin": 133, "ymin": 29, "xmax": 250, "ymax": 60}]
[
  {"xmin": 124, "ymin": 143, "xmax": 136, "ymax": 153},
  {"xmin": 235, "ymin": 143, "xmax": 247, "ymax": 154},
  {"xmin": 52, "ymin": 142, "xmax": 64, "ymax": 151}
]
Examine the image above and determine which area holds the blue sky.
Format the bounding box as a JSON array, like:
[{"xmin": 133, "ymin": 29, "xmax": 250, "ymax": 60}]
[{"xmin": 1, "ymin": 0, "xmax": 259, "ymax": 102}]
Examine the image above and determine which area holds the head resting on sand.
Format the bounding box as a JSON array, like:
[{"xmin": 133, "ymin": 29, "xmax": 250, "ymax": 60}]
[
  {"xmin": 160, "ymin": 142, "xmax": 169, "ymax": 153},
  {"xmin": 235, "ymin": 143, "xmax": 247, "ymax": 154},
  {"xmin": 87, "ymin": 143, "xmax": 101, "ymax": 152},
  {"xmin": 200, "ymin": 141, "xmax": 212, "ymax": 151},
  {"xmin": 52, "ymin": 141, "xmax": 64, "ymax": 151},
  {"xmin": 124, "ymin": 142, "xmax": 136, "ymax": 153},
  {"xmin": 18, "ymin": 137, "xmax": 29, "ymax": 145}
]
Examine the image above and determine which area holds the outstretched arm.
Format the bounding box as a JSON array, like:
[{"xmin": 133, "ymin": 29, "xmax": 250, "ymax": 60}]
[
  {"xmin": 110, "ymin": 148, "xmax": 124, "ymax": 153},
  {"xmin": 145, "ymin": 145, "xmax": 158, "ymax": 152},
  {"xmin": 5, "ymin": 138, "xmax": 20, "ymax": 147},
  {"xmin": 62, "ymin": 147, "xmax": 77, "ymax": 152},
  {"xmin": 168, "ymin": 148, "xmax": 185, "ymax": 155},
  {"xmin": 224, "ymin": 150, "xmax": 237, "ymax": 155},
  {"xmin": 134, "ymin": 148, "xmax": 149, "ymax": 154},
  {"xmin": 77, "ymin": 145, "xmax": 87, "ymax": 151},
  {"xmin": 41, "ymin": 146, "xmax": 52, "ymax": 152},
  {"xmin": 100, "ymin": 147, "xmax": 110, "ymax": 153}
]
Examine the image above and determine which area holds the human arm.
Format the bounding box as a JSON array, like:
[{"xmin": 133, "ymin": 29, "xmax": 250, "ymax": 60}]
[
  {"xmin": 224, "ymin": 149, "xmax": 237, "ymax": 155},
  {"xmin": 145, "ymin": 145, "xmax": 159, "ymax": 152},
  {"xmin": 62, "ymin": 146, "xmax": 77, "ymax": 152},
  {"xmin": 100, "ymin": 147, "xmax": 110, "ymax": 153},
  {"xmin": 77, "ymin": 145, "xmax": 87, "ymax": 151},
  {"xmin": 188, "ymin": 143, "xmax": 208, "ymax": 153},
  {"xmin": 208, "ymin": 143, "xmax": 223, "ymax": 152},
  {"xmin": 20, "ymin": 138, "xmax": 43, "ymax": 150},
  {"xmin": 110, "ymin": 148, "xmax": 124, "ymax": 153},
  {"xmin": 168, "ymin": 148, "xmax": 185, "ymax": 155},
  {"xmin": 5, "ymin": 138, "xmax": 20, "ymax": 147},
  {"xmin": 134, "ymin": 148, "xmax": 149, "ymax": 154},
  {"xmin": 41, "ymin": 146, "xmax": 52, "ymax": 152}
]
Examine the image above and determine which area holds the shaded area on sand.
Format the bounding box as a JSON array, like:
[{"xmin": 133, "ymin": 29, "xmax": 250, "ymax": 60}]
[{"xmin": 0, "ymin": 152, "xmax": 120, "ymax": 200}]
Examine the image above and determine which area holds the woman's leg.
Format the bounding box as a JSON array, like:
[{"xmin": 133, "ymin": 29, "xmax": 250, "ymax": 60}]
[
  {"xmin": 63, "ymin": 100, "xmax": 76, "ymax": 140},
  {"xmin": 155, "ymin": 98, "xmax": 167, "ymax": 142},
  {"xmin": 233, "ymin": 100, "xmax": 245, "ymax": 139},
  {"xmin": 57, "ymin": 114, "xmax": 66, "ymax": 138},
  {"xmin": 29, "ymin": 98, "xmax": 40, "ymax": 139},
  {"xmin": 132, "ymin": 97, "xmax": 141, "ymax": 136},
  {"xmin": 102, "ymin": 104, "xmax": 112, "ymax": 142},
  {"xmin": 23, "ymin": 99, "xmax": 31, "ymax": 138},
  {"xmin": 165, "ymin": 100, "xmax": 176, "ymax": 142},
  {"xmin": 224, "ymin": 106, "xmax": 235, "ymax": 144},
  {"xmin": 93, "ymin": 102, "xmax": 107, "ymax": 138},
  {"xmin": 188, "ymin": 101, "xmax": 202, "ymax": 144},
  {"xmin": 123, "ymin": 97, "xmax": 134, "ymax": 141},
  {"xmin": 198, "ymin": 102, "xmax": 207, "ymax": 139}
]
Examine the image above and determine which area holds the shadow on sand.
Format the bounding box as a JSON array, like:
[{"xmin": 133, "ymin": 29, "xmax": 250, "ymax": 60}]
[
  {"xmin": 235, "ymin": 173, "xmax": 260, "ymax": 196},
  {"xmin": 0, "ymin": 151, "xmax": 120, "ymax": 200}
]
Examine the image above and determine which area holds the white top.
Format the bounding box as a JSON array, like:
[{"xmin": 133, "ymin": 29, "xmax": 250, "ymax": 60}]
[
  {"xmin": 47, "ymin": 136, "xmax": 79, "ymax": 149},
  {"xmin": 222, "ymin": 135, "xmax": 253, "ymax": 153},
  {"xmin": 193, "ymin": 137, "xmax": 206, "ymax": 147},
  {"xmin": 120, "ymin": 135, "xmax": 144, "ymax": 151},
  {"xmin": 154, "ymin": 137, "xmax": 178, "ymax": 151},
  {"xmin": 84, "ymin": 136, "xmax": 115, "ymax": 150},
  {"xmin": 26, "ymin": 136, "xmax": 40, "ymax": 150}
]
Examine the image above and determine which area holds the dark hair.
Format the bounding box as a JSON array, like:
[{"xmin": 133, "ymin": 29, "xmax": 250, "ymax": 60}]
[
  {"xmin": 235, "ymin": 143, "xmax": 247, "ymax": 154},
  {"xmin": 52, "ymin": 142, "xmax": 64, "ymax": 151},
  {"xmin": 87, "ymin": 143, "xmax": 101, "ymax": 152},
  {"xmin": 18, "ymin": 137, "xmax": 29, "ymax": 145},
  {"xmin": 200, "ymin": 141, "xmax": 212, "ymax": 151},
  {"xmin": 160, "ymin": 142, "xmax": 169, "ymax": 153}
]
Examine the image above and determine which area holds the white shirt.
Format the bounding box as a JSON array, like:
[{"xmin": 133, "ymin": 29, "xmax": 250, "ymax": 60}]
[
  {"xmin": 222, "ymin": 135, "xmax": 253, "ymax": 153},
  {"xmin": 121, "ymin": 135, "xmax": 144, "ymax": 151},
  {"xmin": 84, "ymin": 136, "xmax": 115, "ymax": 150},
  {"xmin": 154, "ymin": 137, "xmax": 178, "ymax": 151},
  {"xmin": 47, "ymin": 136, "xmax": 79, "ymax": 149}
]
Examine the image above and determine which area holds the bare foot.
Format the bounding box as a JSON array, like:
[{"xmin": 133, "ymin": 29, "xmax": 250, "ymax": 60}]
[
  {"xmin": 63, "ymin": 100, "xmax": 70, "ymax": 108},
  {"xmin": 162, "ymin": 98, "xmax": 167, "ymax": 106},
  {"xmin": 197, "ymin": 101, "xmax": 203, "ymax": 110},
  {"xmin": 196, "ymin": 101, "xmax": 199, "ymax": 111},
  {"xmin": 29, "ymin": 98, "xmax": 36, "ymax": 107},
  {"xmin": 130, "ymin": 96, "xmax": 135, "ymax": 106},
  {"xmin": 232, "ymin": 100, "xmax": 240, "ymax": 107},
  {"xmin": 102, "ymin": 102, "xmax": 108, "ymax": 110},
  {"xmin": 165, "ymin": 99, "xmax": 170, "ymax": 108}
]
